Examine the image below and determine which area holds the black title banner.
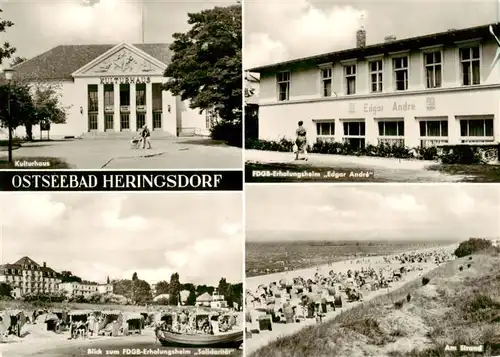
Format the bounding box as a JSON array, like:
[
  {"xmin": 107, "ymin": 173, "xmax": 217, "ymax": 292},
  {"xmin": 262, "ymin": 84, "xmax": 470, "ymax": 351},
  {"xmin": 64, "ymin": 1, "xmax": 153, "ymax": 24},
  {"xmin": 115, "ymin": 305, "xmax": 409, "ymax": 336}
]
[{"xmin": 0, "ymin": 171, "xmax": 243, "ymax": 191}]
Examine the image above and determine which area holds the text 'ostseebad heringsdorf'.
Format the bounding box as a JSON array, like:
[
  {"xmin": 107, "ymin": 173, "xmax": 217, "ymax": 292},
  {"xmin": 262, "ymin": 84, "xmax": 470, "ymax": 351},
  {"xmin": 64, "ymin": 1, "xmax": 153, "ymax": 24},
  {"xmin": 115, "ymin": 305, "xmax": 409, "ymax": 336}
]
[{"xmin": 3, "ymin": 171, "xmax": 242, "ymax": 191}]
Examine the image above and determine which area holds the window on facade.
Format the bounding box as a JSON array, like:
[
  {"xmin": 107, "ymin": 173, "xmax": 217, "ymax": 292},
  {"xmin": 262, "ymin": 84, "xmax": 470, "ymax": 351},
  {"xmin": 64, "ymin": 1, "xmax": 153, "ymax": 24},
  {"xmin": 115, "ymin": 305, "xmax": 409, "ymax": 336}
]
[
  {"xmin": 316, "ymin": 122, "xmax": 335, "ymax": 136},
  {"xmin": 119, "ymin": 84, "xmax": 130, "ymax": 106},
  {"xmin": 152, "ymin": 83, "xmax": 163, "ymax": 111},
  {"xmin": 460, "ymin": 118, "xmax": 494, "ymax": 137},
  {"xmin": 424, "ymin": 51, "xmax": 442, "ymax": 88},
  {"xmin": 460, "ymin": 46, "xmax": 480, "ymax": 85},
  {"xmin": 378, "ymin": 121, "xmax": 404, "ymax": 136},
  {"xmin": 136, "ymin": 83, "xmax": 146, "ymax": 106},
  {"xmin": 321, "ymin": 68, "xmax": 332, "ymax": 97},
  {"xmin": 393, "ymin": 57, "xmax": 408, "ymax": 91},
  {"xmin": 277, "ymin": 71, "xmax": 290, "ymax": 101},
  {"xmin": 369, "ymin": 60, "xmax": 383, "ymax": 93},
  {"xmin": 103, "ymin": 84, "xmax": 114, "ymax": 107},
  {"xmin": 87, "ymin": 85, "xmax": 98, "ymax": 112},
  {"xmin": 344, "ymin": 65, "xmax": 356, "ymax": 95},
  {"xmin": 419, "ymin": 120, "xmax": 448, "ymax": 137},
  {"xmin": 343, "ymin": 121, "xmax": 365, "ymax": 136},
  {"xmin": 343, "ymin": 121, "xmax": 365, "ymax": 148}
]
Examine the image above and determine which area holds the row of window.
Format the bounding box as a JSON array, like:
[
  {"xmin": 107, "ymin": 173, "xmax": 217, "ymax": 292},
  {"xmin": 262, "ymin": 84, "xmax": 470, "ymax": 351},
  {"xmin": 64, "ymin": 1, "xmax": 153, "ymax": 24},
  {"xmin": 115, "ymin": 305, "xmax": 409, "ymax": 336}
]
[
  {"xmin": 88, "ymin": 113, "xmax": 163, "ymax": 131},
  {"xmin": 87, "ymin": 84, "xmax": 164, "ymax": 112},
  {"xmin": 277, "ymin": 45, "xmax": 481, "ymax": 101},
  {"xmin": 2, "ymin": 269, "xmax": 58, "ymax": 278},
  {"xmin": 315, "ymin": 118, "xmax": 494, "ymax": 140}
]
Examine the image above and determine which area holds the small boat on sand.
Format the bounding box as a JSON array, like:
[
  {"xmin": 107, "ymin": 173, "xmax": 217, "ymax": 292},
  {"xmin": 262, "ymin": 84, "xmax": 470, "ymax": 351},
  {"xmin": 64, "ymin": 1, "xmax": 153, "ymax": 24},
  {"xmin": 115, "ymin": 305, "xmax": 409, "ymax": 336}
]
[{"xmin": 155, "ymin": 329, "xmax": 243, "ymax": 349}]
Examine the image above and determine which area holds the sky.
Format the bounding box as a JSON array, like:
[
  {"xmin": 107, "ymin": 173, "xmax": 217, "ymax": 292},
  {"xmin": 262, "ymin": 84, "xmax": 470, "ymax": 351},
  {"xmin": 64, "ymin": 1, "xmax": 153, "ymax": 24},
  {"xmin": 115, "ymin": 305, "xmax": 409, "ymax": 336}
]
[
  {"xmin": 0, "ymin": 192, "xmax": 243, "ymax": 286},
  {"xmin": 246, "ymin": 185, "xmax": 500, "ymax": 241},
  {"xmin": 0, "ymin": 0, "xmax": 235, "ymax": 65},
  {"xmin": 244, "ymin": 0, "xmax": 500, "ymax": 68}
]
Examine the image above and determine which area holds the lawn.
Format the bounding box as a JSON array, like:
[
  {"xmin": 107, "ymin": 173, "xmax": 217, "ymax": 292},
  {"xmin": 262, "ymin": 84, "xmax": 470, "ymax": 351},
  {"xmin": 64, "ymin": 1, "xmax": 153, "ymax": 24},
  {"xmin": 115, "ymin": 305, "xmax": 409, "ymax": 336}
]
[{"xmin": 428, "ymin": 164, "xmax": 500, "ymax": 182}]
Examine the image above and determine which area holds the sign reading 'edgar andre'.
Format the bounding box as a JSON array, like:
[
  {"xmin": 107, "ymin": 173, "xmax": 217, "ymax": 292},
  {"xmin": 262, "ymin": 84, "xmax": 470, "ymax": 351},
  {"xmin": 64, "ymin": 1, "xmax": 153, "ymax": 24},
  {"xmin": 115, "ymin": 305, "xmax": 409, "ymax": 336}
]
[
  {"xmin": 363, "ymin": 101, "xmax": 416, "ymax": 115},
  {"xmin": 100, "ymin": 76, "xmax": 151, "ymax": 84}
]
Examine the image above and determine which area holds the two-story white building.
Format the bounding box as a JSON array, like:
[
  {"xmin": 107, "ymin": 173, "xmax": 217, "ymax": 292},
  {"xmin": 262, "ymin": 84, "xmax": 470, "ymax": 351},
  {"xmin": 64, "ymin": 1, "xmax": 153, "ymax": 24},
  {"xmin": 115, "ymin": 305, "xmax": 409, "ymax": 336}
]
[
  {"xmin": 3, "ymin": 43, "xmax": 215, "ymax": 139},
  {"xmin": 248, "ymin": 23, "xmax": 500, "ymax": 149}
]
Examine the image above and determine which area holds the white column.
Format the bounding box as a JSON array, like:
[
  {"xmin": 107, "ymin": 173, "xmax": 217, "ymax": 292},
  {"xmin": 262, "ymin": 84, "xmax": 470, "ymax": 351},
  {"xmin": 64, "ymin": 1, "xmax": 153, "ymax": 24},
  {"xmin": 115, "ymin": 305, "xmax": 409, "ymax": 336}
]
[
  {"xmin": 146, "ymin": 82, "xmax": 153, "ymax": 129},
  {"xmin": 130, "ymin": 84, "xmax": 137, "ymax": 133},
  {"xmin": 114, "ymin": 83, "xmax": 120, "ymax": 131},
  {"xmin": 365, "ymin": 116, "xmax": 377, "ymax": 146},
  {"xmin": 97, "ymin": 84, "xmax": 104, "ymax": 132},
  {"xmin": 448, "ymin": 116, "xmax": 459, "ymax": 145}
]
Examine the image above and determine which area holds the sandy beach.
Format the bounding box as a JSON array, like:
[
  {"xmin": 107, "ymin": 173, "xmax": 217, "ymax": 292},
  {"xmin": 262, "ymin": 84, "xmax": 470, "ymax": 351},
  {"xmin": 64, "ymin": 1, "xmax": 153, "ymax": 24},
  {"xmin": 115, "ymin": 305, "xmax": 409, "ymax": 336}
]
[
  {"xmin": 245, "ymin": 244, "xmax": 457, "ymax": 354},
  {"xmin": 0, "ymin": 320, "xmax": 243, "ymax": 357}
]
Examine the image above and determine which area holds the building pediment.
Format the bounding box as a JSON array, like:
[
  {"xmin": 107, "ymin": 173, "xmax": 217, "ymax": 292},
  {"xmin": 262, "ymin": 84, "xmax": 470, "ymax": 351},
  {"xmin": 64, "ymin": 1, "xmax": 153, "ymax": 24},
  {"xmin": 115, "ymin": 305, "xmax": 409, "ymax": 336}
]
[{"xmin": 72, "ymin": 43, "xmax": 166, "ymax": 77}]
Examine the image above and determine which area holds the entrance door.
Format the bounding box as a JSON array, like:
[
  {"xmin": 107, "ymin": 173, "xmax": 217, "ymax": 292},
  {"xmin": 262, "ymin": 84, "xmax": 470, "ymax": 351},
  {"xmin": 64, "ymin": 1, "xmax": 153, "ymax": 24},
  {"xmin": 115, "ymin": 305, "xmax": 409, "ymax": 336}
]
[
  {"xmin": 136, "ymin": 113, "xmax": 146, "ymax": 130},
  {"xmin": 153, "ymin": 112, "xmax": 162, "ymax": 129}
]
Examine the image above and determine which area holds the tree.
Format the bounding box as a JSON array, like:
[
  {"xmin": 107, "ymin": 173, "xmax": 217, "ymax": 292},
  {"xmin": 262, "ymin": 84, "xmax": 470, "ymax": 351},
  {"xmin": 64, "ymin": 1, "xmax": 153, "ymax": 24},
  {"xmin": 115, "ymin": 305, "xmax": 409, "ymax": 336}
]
[
  {"xmin": 11, "ymin": 56, "xmax": 25, "ymax": 66},
  {"xmin": 28, "ymin": 83, "xmax": 67, "ymax": 140},
  {"xmin": 186, "ymin": 290, "xmax": 197, "ymax": 305},
  {"xmin": 107, "ymin": 276, "xmax": 110, "ymax": 284},
  {"xmin": 454, "ymin": 238, "xmax": 494, "ymax": 258},
  {"xmin": 0, "ymin": 82, "xmax": 35, "ymax": 134},
  {"xmin": 196, "ymin": 284, "xmax": 215, "ymax": 296},
  {"xmin": 168, "ymin": 273, "xmax": 181, "ymax": 305},
  {"xmin": 218, "ymin": 278, "xmax": 230, "ymax": 297},
  {"xmin": 132, "ymin": 272, "xmax": 138, "ymax": 281},
  {"xmin": 58, "ymin": 271, "xmax": 82, "ymax": 283},
  {"xmin": 132, "ymin": 280, "xmax": 152, "ymax": 304},
  {"xmin": 155, "ymin": 280, "xmax": 170, "ymax": 296},
  {"xmin": 0, "ymin": 9, "xmax": 16, "ymax": 65},
  {"xmin": 0, "ymin": 282, "xmax": 12, "ymax": 297},
  {"xmin": 163, "ymin": 4, "xmax": 242, "ymax": 145}
]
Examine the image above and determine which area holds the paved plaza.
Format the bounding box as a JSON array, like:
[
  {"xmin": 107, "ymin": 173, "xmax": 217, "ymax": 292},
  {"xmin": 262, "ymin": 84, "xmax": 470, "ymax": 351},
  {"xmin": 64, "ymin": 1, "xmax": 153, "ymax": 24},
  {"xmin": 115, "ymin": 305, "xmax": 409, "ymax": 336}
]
[{"xmin": 0, "ymin": 137, "xmax": 243, "ymax": 169}]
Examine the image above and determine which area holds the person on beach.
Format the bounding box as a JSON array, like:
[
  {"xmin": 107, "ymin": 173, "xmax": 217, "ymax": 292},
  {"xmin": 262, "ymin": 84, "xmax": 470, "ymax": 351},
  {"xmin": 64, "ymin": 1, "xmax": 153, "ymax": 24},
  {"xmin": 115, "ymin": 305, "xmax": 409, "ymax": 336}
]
[
  {"xmin": 141, "ymin": 124, "xmax": 152, "ymax": 149},
  {"xmin": 294, "ymin": 121, "xmax": 308, "ymax": 161}
]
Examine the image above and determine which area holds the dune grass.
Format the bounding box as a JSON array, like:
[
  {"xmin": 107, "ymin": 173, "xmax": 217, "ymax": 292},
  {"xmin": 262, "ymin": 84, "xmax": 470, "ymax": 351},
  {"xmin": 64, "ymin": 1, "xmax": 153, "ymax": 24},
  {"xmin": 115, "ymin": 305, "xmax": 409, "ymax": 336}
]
[{"xmin": 250, "ymin": 250, "xmax": 500, "ymax": 357}]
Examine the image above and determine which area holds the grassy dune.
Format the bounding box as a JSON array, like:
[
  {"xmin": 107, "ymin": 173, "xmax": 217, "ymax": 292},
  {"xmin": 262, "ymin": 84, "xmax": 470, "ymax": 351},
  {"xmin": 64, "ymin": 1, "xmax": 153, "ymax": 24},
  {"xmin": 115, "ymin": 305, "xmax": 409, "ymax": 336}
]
[{"xmin": 251, "ymin": 250, "xmax": 500, "ymax": 357}]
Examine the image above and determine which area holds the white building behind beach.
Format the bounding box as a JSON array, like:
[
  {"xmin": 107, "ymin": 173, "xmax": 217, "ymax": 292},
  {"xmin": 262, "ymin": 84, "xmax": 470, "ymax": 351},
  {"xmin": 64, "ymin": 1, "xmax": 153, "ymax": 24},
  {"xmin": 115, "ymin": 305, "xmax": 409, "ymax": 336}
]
[{"xmin": 0, "ymin": 256, "xmax": 61, "ymax": 298}]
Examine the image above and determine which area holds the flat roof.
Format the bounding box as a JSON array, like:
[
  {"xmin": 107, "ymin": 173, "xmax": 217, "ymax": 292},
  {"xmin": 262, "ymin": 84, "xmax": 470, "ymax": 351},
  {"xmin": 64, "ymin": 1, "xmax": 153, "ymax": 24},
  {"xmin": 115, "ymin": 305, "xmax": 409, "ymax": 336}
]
[{"xmin": 248, "ymin": 23, "xmax": 499, "ymax": 73}]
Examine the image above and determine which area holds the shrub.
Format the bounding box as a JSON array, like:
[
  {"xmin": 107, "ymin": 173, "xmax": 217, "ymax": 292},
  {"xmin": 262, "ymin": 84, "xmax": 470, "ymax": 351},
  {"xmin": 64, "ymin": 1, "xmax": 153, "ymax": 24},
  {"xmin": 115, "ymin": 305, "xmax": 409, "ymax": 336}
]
[
  {"xmin": 416, "ymin": 146, "xmax": 438, "ymax": 160},
  {"xmin": 394, "ymin": 300, "xmax": 404, "ymax": 309},
  {"xmin": 23, "ymin": 293, "xmax": 65, "ymax": 303},
  {"xmin": 454, "ymin": 238, "xmax": 493, "ymax": 258},
  {"xmin": 422, "ymin": 277, "xmax": 430, "ymax": 286},
  {"xmin": 210, "ymin": 119, "xmax": 242, "ymax": 147},
  {"xmin": 440, "ymin": 145, "xmax": 482, "ymax": 164}
]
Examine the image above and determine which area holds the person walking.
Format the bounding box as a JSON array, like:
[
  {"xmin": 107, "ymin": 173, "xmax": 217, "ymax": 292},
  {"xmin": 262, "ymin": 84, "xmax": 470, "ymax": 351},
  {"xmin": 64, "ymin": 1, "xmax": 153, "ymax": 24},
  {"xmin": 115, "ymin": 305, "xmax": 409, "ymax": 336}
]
[
  {"xmin": 294, "ymin": 121, "xmax": 308, "ymax": 161},
  {"xmin": 141, "ymin": 124, "xmax": 152, "ymax": 149}
]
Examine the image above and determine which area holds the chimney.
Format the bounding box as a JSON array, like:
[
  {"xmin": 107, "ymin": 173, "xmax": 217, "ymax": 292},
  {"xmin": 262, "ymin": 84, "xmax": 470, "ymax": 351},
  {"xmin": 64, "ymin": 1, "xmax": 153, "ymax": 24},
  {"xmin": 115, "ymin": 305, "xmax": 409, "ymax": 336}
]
[
  {"xmin": 384, "ymin": 35, "xmax": 396, "ymax": 43},
  {"xmin": 43, "ymin": 262, "xmax": 46, "ymax": 268},
  {"xmin": 356, "ymin": 14, "xmax": 366, "ymax": 48}
]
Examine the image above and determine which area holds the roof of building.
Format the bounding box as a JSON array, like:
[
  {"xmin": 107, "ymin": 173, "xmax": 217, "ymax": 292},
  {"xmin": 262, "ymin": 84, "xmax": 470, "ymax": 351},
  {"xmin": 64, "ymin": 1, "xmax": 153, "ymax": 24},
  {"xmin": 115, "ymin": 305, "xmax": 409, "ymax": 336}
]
[
  {"xmin": 248, "ymin": 23, "xmax": 500, "ymax": 73},
  {"xmin": 6, "ymin": 43, "xmax": 172, "ymax": 81},
  {"xmin": 196, "ymin": 292, "xmax": 213, "ymax": 302},
  {"xmin": 0, "ymin": 256, "xmax": 58, "ymax": 274}
]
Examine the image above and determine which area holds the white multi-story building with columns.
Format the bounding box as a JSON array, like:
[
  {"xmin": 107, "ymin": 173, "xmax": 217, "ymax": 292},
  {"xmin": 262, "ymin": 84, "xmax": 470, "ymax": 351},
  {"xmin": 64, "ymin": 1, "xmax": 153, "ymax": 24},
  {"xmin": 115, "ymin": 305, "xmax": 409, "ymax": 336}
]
[
  {"xmin": 248, "ymin": 23, "xmax": 500, "ymax": 149},
  {"xmin": 4, "ymin": 43, "xmax": 214, "ymax": 139}
]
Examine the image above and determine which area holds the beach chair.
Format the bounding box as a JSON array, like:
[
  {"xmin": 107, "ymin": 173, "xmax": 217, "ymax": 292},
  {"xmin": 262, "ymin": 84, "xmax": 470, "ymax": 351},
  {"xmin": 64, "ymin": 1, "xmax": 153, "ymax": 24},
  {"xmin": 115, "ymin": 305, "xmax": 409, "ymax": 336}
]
[{"xmin": 257, "ymin": 315, "xmax": 272, "ymax": 331}]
